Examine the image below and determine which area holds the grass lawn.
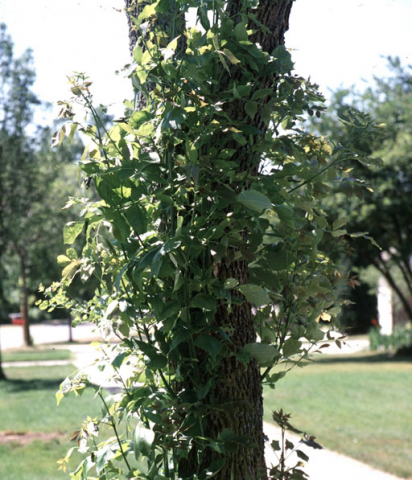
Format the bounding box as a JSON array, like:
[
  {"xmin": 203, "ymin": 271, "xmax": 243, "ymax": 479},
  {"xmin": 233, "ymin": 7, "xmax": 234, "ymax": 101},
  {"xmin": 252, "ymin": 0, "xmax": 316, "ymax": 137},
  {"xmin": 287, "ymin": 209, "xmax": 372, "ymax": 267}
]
[
  {"xmin": 2, "ymin": 348, "xmax": 72, "ymax": 363},
  {"xmin": 0, "ymin": 365, "xmax": 103, "ymax": 480},
  {"xmin": 264, "ymin": 352, "xmax": 412, "ymax": 479}
]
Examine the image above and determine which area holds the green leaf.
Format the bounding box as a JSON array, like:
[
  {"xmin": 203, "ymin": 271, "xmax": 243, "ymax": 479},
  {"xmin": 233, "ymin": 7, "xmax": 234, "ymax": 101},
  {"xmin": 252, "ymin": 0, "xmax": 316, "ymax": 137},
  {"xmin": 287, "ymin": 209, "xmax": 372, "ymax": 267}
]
[
  {"xmin": 162, "ymin": 238, "xmax": 182, "ymax": 254},
  {"xmin": 159, "ymin": 300, "xmax": 180, "ymax": 321},
  {"xmin": 136, "ymin": 341, "xmax": 167, "ymax": 369},
  {"xmin": 296, "ymin": 449, "xmax": 310, "ymax": 462},
  {"xmin": 238, "ymin": 284, "xmax": 271, "ymax": 306},
  {"xmin": 62, "ymin": 260, "xmax": 79, "ymax": 282},
  {"xmin": 237, "ymin": 190, "xmax": 272, "ymax": 213},
  {"xmin": 271, "ymin": 440, "xmax": 281, "ymax": 451},
  {"xmin": 130, "ymin": 109, "xmax": 153, "ymax": 129},
  {"xmin": 273, "ymin": 45, "xmax": 294, "ymax": 71},
  {"xmin": 265, "ymin": 250, "xmax": 294, "ymax": 271},
  {"xmin": 57, "ymin": 255, "xmax": 71, "ymax": 267},
  {"xmin": 111, "ymin": 352, "xmax": 128, "ymax": 369},
  {"xmin": 163, "ymin": 36, "xmax": 179, "ymax": 61},
  {"xmin": 331, "ymin": 229, "xmax": 347, "ymax": 237},
  {"xmin": 185, "ymin": 140, "xmax": 198, "ymax": 163},
  {"xmin": 234, "ymin": 23, "xmax": 248, "ymax": 41},
  {"xmin": 163, "ymin": 107, "xmax": 187, "ymax": 130},
  {"xmin": 224, "ymin": 278, "xmax": 239, "ymax": 289},
  {"xmin": 194, "ymin": 334, "xmax": 223, "ymax": 359},
  {"xmin": 245, "ymin": 100, "xmax": 258, "ymax": 120},
  {"xmin": 133, "ymin": 44, "xmax": 143, "ymax": 64},
  {"xmin": 267, "ymin": 371, "xmax": 286, "ymax": 385},
  {"xmin": 170, "ymin": 328, "xmax": 192, "ymax": 351},
  {"xmin": 190, "ymin": 293, "xmax": 216, "ymax": 311},
  {"xmin": 125, "ymin": 204, "xmax": 147, "ymax": 235},
  {"xmin": 95, "ymin": 444, "xmax": 117, "ymax": 474},
  {"xmin": 333, "ymin": 216, "xmax": 349, "ymax": 230},
  {"xmin": 252, "ymin": 88, "xmax": 273, "ymax": 100},
  {"xmin": 282, "ymin": 338, "xmax": 302, "ymax": 358},
  {"xmin": 138, "ymin": 0, "xmax": 159, "ymax": 22},
  {"xmin": 133, "ymin": 424, "xmax": 155, "ymax": 461},
  {"xmin": 242, "ymin": 343, "xmax": 279, "ymax": 367},
  {"xmin": 111, "ymin": 213, "xmax": 130, "ymax": 242},
  {"xmin": 63, "ymin": 222, "xmax": 83, "ymax": 244},
  {"xmin": 305, "ymin": 323, "xmax": 325, "ymax": 342}
]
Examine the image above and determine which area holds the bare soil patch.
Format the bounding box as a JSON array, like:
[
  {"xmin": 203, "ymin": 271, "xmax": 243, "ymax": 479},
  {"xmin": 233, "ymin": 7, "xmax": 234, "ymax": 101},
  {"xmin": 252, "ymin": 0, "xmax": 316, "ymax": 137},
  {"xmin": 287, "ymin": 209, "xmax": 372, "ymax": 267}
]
[{"xmin": 0, "ymin": 431, "xmax": 67, "ymax": 445}]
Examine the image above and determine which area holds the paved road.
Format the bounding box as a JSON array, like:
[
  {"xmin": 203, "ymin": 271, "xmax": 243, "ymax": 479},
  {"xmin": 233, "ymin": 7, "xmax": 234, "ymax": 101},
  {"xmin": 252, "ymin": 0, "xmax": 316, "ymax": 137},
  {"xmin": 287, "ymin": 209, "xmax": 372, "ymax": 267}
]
[
  {"xmin": 0, "ymin": 321, "xmax": 102, "ymax": 350},
  {"xmin": 0, "ymin": 320, "xmax": 370, "ymax": 354}
]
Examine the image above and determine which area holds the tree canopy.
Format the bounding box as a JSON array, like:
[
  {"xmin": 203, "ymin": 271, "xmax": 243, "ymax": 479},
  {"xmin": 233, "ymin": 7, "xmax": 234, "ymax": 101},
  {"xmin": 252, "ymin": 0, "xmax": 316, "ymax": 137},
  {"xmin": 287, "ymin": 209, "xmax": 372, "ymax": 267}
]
[
  {"xmin": 312, "ymin": 58, "xmax": 412, "ymax": 328},
  {"xmin": 0, "ymin": 23, "xmax": 82, "ymax": 345}
]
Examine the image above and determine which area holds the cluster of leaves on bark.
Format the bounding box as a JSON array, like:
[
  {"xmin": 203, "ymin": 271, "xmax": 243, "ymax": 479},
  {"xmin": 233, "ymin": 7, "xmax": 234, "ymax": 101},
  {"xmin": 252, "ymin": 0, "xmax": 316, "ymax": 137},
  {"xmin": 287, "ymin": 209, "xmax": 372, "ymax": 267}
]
[
  {"xmin": 311, "ymin": 57, "xmax": 412, "ymax": 329},
  {"xmin": 41, "ymin": 1, "xmax": 379, "ymax": 479}
]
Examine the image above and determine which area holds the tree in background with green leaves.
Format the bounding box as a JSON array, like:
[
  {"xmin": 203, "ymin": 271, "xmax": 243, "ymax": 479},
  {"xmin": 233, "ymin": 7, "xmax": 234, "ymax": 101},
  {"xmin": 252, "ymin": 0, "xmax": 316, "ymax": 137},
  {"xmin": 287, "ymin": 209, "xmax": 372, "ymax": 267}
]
[
  {"xmin": 42, "ymin": 1, "xmax": 378, "ymax": 478},
  {"xmin": 311, "ymin": 58, "xmax": 412, "ymax": 329},
  {"xmin": 0, "ymin": 24, "xmax": 82, "ymax": 346}
]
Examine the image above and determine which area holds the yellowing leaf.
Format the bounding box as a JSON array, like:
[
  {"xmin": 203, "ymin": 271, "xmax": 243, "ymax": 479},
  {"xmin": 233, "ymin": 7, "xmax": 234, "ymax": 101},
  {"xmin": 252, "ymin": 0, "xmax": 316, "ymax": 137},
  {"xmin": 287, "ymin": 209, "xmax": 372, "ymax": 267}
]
[
  {"xmin": 222, "ymin": 48, "xmax": 241, "ymax": 64},
  {"xmin": 56, "ymin": 391, "xmax": 64, "ymax": 406}
]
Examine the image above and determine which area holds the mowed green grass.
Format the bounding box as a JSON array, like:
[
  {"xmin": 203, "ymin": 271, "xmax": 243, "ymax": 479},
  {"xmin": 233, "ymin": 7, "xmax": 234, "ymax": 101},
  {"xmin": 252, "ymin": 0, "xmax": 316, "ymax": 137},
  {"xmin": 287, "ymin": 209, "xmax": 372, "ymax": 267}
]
[
  {"xmin": 2, "ymin": 348, "xmax": 72, "ymax": 363},
  {"xmin": 264, "ymin": 352, "xmax": 412, "ymax": 479},
  {"xmin": 0, "ymin": 365, "xmax": 102, "ymax": 480},
  {"xmin": 0, "ymin": 440, "xmax": 79, "ymax": 480}
]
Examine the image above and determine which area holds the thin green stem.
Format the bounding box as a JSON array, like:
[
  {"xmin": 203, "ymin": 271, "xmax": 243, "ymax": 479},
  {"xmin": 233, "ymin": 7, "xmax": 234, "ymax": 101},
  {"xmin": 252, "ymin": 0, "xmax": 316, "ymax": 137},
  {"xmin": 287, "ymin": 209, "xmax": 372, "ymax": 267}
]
[
  {"xmin": 98, "ymin": 391, "xmax": 132, "ymax": 472},
  {"xmin": 287, "ymin": 158, "xmax": 341, "ymax": 194}
]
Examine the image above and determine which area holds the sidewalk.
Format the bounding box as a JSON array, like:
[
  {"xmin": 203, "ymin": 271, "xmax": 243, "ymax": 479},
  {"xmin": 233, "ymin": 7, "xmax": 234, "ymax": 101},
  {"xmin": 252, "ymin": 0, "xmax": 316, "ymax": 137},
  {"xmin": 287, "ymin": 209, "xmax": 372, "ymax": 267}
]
[{"xmin": 264, "ymin": 422, "xmax": 404, "ymax": 480}]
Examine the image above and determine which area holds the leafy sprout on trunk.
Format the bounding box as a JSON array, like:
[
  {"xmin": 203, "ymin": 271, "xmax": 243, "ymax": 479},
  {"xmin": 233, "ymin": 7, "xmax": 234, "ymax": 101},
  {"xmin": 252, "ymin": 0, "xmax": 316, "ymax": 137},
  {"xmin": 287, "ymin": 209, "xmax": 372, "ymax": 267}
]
[{"xmin": 40, "ymin": 2, "xmax": 380, "ymax": 479}]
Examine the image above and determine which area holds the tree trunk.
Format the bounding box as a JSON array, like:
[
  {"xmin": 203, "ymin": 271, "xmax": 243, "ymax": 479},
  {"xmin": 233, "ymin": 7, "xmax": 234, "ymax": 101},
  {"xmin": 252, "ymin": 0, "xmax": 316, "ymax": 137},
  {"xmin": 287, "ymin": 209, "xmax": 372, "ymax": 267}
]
[
  {"xmin": 208, "ymin": 259, "xmax": 267, "ymax": 479},
  {"xmin": 19, "ymin": 248, "xmax": 32, "ymax": 347},
  {"xmin": 0, "ymin": 330, "xmax": 6, "ymax": 381},
  {"xmin": 206, "ymin": 4, "xmax": 293, "ymax": 478},
  {"xmin": 123, "ymin": 1, "xmax": 294, "ymax": 478},
  {"xmin": 68, "ymin": 313, "xmax": 73, "ymax": 343}
]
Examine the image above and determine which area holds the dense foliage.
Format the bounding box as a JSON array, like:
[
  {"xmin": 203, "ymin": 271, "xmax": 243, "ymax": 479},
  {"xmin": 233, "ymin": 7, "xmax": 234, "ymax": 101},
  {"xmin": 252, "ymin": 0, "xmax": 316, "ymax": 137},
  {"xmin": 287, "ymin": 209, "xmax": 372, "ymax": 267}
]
[{"xmin": 41, "ymin": 1, "xmax": 378, "ymax": 478}]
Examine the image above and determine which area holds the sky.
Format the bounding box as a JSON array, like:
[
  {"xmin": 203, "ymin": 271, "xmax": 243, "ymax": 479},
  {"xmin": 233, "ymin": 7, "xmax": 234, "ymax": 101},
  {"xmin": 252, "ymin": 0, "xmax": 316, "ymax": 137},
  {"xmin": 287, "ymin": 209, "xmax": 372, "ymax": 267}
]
[{"xmin": 0, "ymin": 0, "xmax": 411, "ymax": 124}]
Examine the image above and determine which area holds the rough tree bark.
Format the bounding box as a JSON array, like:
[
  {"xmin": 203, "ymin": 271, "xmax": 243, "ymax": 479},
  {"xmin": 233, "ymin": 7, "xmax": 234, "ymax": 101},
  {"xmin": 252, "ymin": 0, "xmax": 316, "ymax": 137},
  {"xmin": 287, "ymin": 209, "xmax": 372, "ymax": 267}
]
[{"xmin": 123, "ymin": 1, "xmax": 294, "ymax": 478}]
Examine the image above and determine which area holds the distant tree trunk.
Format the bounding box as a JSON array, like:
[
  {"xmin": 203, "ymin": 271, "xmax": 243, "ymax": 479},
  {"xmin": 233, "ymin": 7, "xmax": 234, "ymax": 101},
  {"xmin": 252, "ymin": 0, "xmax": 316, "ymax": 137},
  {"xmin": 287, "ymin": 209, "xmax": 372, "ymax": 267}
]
[
  {"xmin": 18, "ymin": 248, "xmax": 32, "ymax": 347},
  {"xmin": 0, "ymin": 332, "xmax": 6, "ymax": 380},
  {"xmin": 123, "ymin": 1, "xmax": 294, "ymax": 478},
  {"xmin": 68, "ymin": 313, "xmax": 73, "ymax": 343},
  {"xmin": 373, "ymin": 257, "xmax": 412, "ymax": 322},
  {"xmin": 0, "ymin": 145, "xmax": 6, "ymax": 379}
]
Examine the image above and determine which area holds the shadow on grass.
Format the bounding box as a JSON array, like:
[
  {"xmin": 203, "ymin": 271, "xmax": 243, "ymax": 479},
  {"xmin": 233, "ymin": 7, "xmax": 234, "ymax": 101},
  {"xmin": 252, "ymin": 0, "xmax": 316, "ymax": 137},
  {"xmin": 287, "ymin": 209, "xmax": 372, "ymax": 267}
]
[
  {"xmin": 316, "ymin": 352, "xmax": 412, "ymax": 364},
  {"xmin": 3, "ymin": 378, "xmax": 61, "ymax": 393}
]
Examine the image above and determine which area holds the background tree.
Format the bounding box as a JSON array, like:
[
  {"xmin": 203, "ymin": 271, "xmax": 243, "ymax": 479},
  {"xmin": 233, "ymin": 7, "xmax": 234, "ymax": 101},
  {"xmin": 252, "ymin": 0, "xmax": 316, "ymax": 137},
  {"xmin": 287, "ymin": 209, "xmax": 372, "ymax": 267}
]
[
  {"xmin": 0, "ymin": 24, "xmax": 82, "ymax": 345},
  {"xmin": 44, "ymin": 2, "xmax": 377, "ymax": 479},
  {"xmin": 312, "ymin": 58, "xmax": 412, "ymax": 329}
]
